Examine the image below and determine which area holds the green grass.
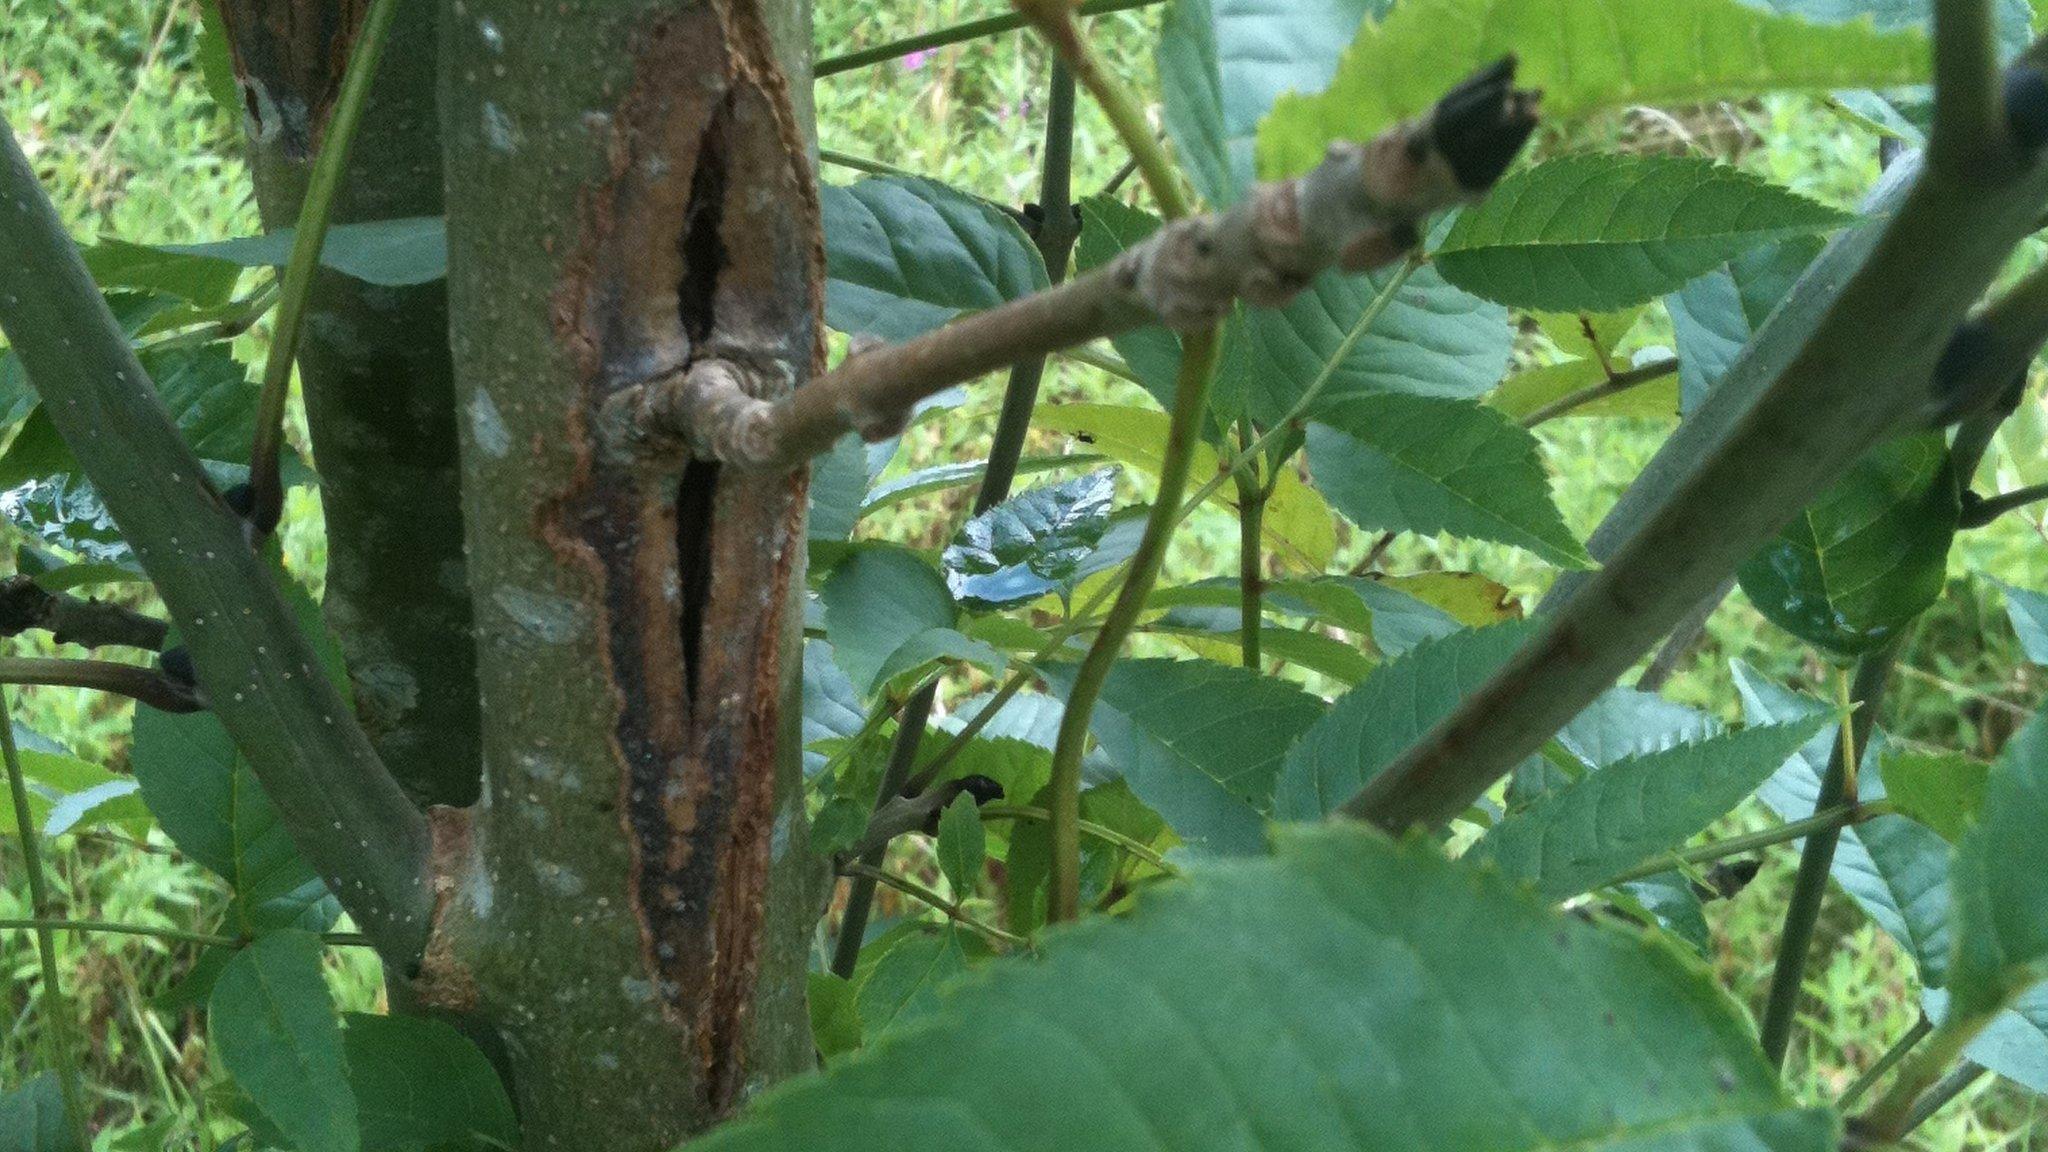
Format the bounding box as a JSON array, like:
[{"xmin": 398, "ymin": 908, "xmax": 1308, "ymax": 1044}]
[{"xmin": 3, "ymin": 0, "xmax": 2046, "ymax": 1147}]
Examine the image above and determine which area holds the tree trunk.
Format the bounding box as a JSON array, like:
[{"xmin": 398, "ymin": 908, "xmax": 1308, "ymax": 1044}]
[
  {"xmin": 421, "ymin": 0, "xmax": 826, "ymax": 1145},
  {"xmin": 218, "ymin": 0, "xmax": 484, "ymax": 807}
]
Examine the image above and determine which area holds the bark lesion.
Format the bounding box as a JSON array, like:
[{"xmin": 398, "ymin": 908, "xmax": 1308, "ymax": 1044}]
[{"xmin": 545, "ymin": 0, "xmax": 821, "ymax": 1117}]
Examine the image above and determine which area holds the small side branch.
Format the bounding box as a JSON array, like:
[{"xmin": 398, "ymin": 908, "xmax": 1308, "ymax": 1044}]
[
  {"xmin": 606, "ymin": 59, "xmax": 1539, "ymax": 472},
  {"xmin": 0, "ymin": 655, "xmax": 204, "ymax": 713},
  {"xmin": 0, "ymin": 576, "xmax": 169, "ymax": 652},
  {"xmin": 1962, "ymin": 480, "xmax": 2048, "ymax": 525}
]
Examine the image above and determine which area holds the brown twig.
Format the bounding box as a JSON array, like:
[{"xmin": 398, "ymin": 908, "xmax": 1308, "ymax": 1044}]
[
  {"xmin": 0, "ymin": 655, "xmax": 204, "ymax": 713},
  {"xmin": 0, "ymin": 575, "xmax": 169, "ymax": 651},
  {"xmin": 605, "ymin": 59, "xmax": 1540, "ymax": 473}
]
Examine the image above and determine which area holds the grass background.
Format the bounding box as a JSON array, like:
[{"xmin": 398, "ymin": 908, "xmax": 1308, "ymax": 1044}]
[{"xmin": 4, "ymin": 0, "xmax": 2047, "ymax": 1146}]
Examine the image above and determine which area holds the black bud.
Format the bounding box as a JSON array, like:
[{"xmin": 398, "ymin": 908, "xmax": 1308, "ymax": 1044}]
[
  {"xmin": 954, "ymin": 775, "xmax": 1004, "ymax": 807},
  {"xmin": 1704, "ymin": 858, "xmax": 1762, "ymax": 901},
  {"xmin": 2006, "ymin": 64, "xmax": 2048, "ymax": 151},
  {"xmin": 1386, "ymin": 219, "xmax": 1423, "ymax": 253},
  {"xmin": 1430, "ymin": 55, "xmax": 1541, "ymax": 192},
  {"xmin": 1927, "ymin": 319, "xmax": 1998, "ymax": 427},
  {"xmin": 223, "ymin": 482, "xmax": 282, "ymax": 536},
  {"xmin": 158, "ymin": 646, "xmax": 197, "ymax": 687}
]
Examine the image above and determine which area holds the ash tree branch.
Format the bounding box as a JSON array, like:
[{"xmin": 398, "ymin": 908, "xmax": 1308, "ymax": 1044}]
[
  {"xmin": 0, "ymin": 122, "xmax": 433, "ymax": 968},
  {"xmin": 0, "ymin": 655, "xmax": 204, "ymax": 714},
  {"xmin": 602, "ymin": 58, "xmax": 1540, "ymax": 473},
  {"xmin": 0, "ymin": 575, "xmax": 169, "ymax": 651},
  {"xmin": 1344, "ymin": 6, "xmax": 2048, "ymax": 835}
]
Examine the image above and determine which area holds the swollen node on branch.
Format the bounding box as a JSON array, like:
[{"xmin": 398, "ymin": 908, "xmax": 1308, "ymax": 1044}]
[{"xmin": 606, "ymin": 57, "xmax": 1540, "ymax": 473}]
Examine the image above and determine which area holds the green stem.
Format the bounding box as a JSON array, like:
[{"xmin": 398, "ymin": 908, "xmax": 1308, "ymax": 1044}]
[
  {"xmin": 1856, "ymin": 1010, "xmax": 2001, "ymax": 1143},
  {"xmin": 909, "ymin": 262, "xmax": 1417, "ymax": 793},
  {"xmin": 1901, "ymin": 1061, "xmax": 1988, "ymax": 1133},
  {"xmin": 1178, "ymin": 258, "xmax": 1420, "ymax": 519},
  {"xmin": 831, "ymin": 686, "xmax": 936, "ymax": 979},
  {"xmin": 1519, "ymin": 357, "xmax": 1680, "ymax": 428},
  {"xmin": 1841, "ymin": 1013, "xmax": 1934, "ymax": 1111},
  {"xmin": 838, "ymin": 61, "xmax": 1081, "ymax": 969},
  {"xmin": 3, "ymin": 689, "xmax": 89, "ymax": 1147},
  {"xmin": 1962, "ymin": 480, "xmax": 2048, "ymax": 526},
  {"xmin": 1760, "ymin": 643, "xmax": 1898, "ymax": 1068},
  {"xmin": 1046, "ymin": 326, "xmax": 1220, "ymax": 922},
  {"xmin": 837, "ymin": 862, "xmax": 1027, "ymax": 950},
  {"xmin": 1057, "ymin": 343, "xmax": 1144, "ymax": 385},
  {"xmin": 980, "ymin": 804, "xmax": 1177, "ymax": 874},
  {"xmin": 817, "ymin": 148, "xmax": 921, "ymax": 179},
  {"xmin": 1234, "ymin": 445, "xmax": 1265, "ymax": 668},
  {"xmin": 1017, "ymin": 1, "xmax": 1189, "ymax": 219},
  {"xmin": 0, "ymin": 119, "xmax": 434, "ymax": 965},
  {"xmin": 247, "ymin": 0, "xmax": 403, "ymax": 534},
  {"xmin": 1930, "ymin": 0, "xmax": 1999, "ymax": 170},
  {"xmin": 0, "ymin": 917, "xmax": 374, "ymax": 949},
  {"xmin": 1596, "ymin": 802, "xmax": 1891, "ymax": 889},
  {"xmin": 814, "ymin": 0, "xmax": 1164, "ymax": 78}
]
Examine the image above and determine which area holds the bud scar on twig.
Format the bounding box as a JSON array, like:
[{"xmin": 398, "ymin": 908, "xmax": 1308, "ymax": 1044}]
[{"xmin": 604, "ymin": 56, "xmax": 1539, "ymax": 473}]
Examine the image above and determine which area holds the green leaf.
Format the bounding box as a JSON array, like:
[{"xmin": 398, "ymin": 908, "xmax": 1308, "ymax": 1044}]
[
  {"xmin": 853, "ymin": 926, "xmax": 976, "ymax": 1040},
  {"xmin": 861, "ymin": 455, "xmax": 1104, "ymax": 520},
  {"xmin": 1666, "ymin": 236, "xmax": 1826, "ymax": 412},
  {"xmin": 0, "ymin": 471, "xmax": 136, "ymax": 567},
  {"xmin": 871, "ymin": 627, "xmax": 1006, "ymax": 697},
  {"xmin": 1949, "ymin": 708, "xmax": 2048, "ymax": 1015},
  {"xmin": 343, "ymin": 1012, "xmax": 519, "ymax": 1152},
  {"xmin": 1257, "ymin": 0, "xmax": 1929, "ymax": 178},
  {"xmin": 807, "ymin": 972, "xmax": 865, "ymax": 1061},
  {"xmin": 0, "ymin": 1075, "xmax": 77, "ymax": 1152},
  {"xmin": 1433, "ymin": 156, "xmax": 1850, "ymax": 313},
  {"xmin": 0, "ymin": 747, "xmax": 150, "ymax": 840},
  {"xmin": 820, "ymin": 177, "xmax": 1048, "ymax": 342},
  {"xmin": 942, "ymin": 468, "xmax": 1119, "ymax": 611},
  {"xmin": 820, "ymin": 546, "xmax": 959, "ymax": 696},
  {"xmin": 161, "ymin": 218, "xmax": 449, "ymax": 287},
  {"xmin": 1035, "ymin": 402, "xmax": 1338, "ymax": 568},
  {"xmin": 1509, "ymin": 685, "xmax": 1725, "ymax": 809},
  {"xmin": 1751, "ymin": 0, "xmax": 2036, "ymax": 56},
  {"xmin": 1307, "ymin": 393, "xmax": 1592, "ymax": 568},
  {"xmin": 1738, "ymin": 432, "xmax": 1958, "ymax": 656},
  {"xmin": 81, "ymin": 238, "xmax": 242, "ymax": 305},
  {"xmin": 803, "ymin": 640, "xmax": 867, "ymax": 778},
  {"xmin": 1071, "ymin": 198, "xmax": 1189, "ymax": 411},
  {"xmin": 1880, "ymin": 751, "xmax": 1991, "ymax": 843},
  {"xmin": 1230, "ymin": 267, "xmax": 1515, "ymax": 423},
  {"xmin": 1073, "ymin": 197, "xmax": 1511, "ymax": 426},
  {"xmin": 2001, "ymin": 581, "xmax": 2048, "ymax": 665},
  {"xmin": 0, "ymin": 291, "xmax": 176, "ymax": 429},
  {"xmin": 1159, "ymin": 0, "xmax": 1397, "ymax": 206},
  {"xmin": 1957, "ymin": 983, "xmax": 2048, "ymax": 1094},
  {"xmin": 693, "ymin": 826, "xmax": 1835, "ymax": 1152},
  {"xmin": 1471, "ymin": 716, "xmax": 1832, "ymax": 899},
  {"xmin": 1040, "ymin": 658, "xmax": 1325, "ymax": 855},
  {"xmin": 808, "ymin": 434, "xmax": 877, "ymax": 543},
  {"xmin": 209, "ymin": 932, "xmax": 358, "ymax": 1152},
  {"xmin": 1277, "ymin": 622, "xmax": 1534, "ymax": 819},
  {"xmin": 132, "ymin": 707, "xmax": 342, "ymax": 934},
  {"xmin": 1487, "ymin": 358, "xmax": 1680, "ymax": 421},
  {"xmin": 1734, "ymin": 662, "xmax": 1958, "ymax": 986},
  {"xmin": 195, "ymin": 0, "xmax": 242, "ymax": 117},
  {"xmin": 1621, "ymin": 871, "xmax": 1714, "ymax": 954},
  {"xmin": 936, "ymin": 793, "xmax": 987, "ymax": 894}
]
